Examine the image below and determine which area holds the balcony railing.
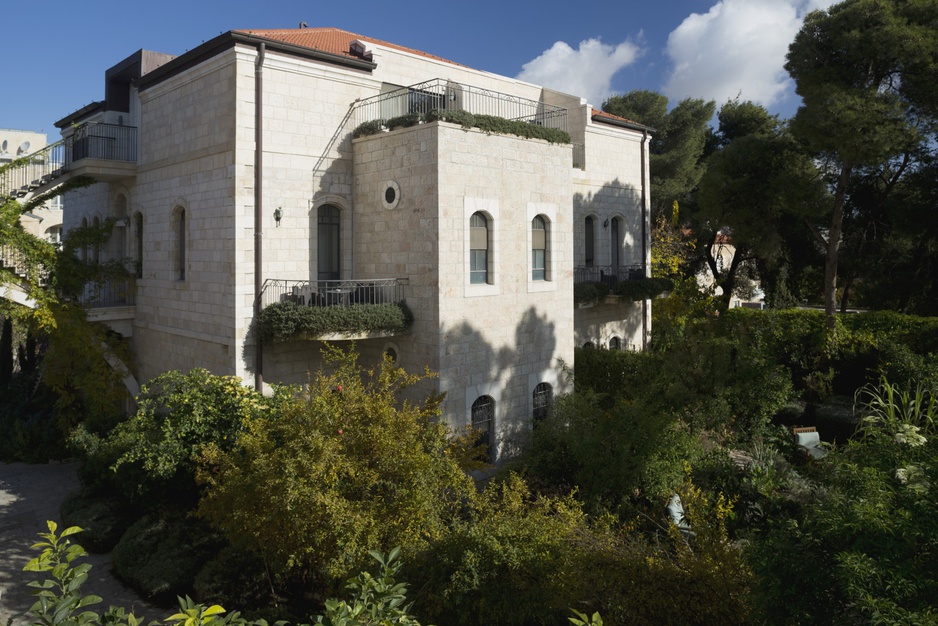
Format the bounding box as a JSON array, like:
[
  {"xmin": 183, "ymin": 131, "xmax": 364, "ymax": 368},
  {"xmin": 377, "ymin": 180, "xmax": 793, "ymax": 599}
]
[
  {"xmin": 78, "ymin": 276, "xmax": 136, "ymax": 308},
  {"xmin": 353, "ymin": 79, "xmax": 567, "ymax": 133},
  {"xmin": 1, "ymin": 122, "xmax": 137, "ymax": 200},
  {"xmin": 574, "ymin": 265, "xmax": 645, "ymax": 286},
  {"xmin": 262, "ymin": 278, "xmax": 405, "ymax": 309}
]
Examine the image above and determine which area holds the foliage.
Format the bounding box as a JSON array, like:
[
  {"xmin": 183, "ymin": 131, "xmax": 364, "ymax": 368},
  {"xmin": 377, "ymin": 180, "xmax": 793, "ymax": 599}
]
[
  {"xmin": 410, "ymin": 473, "xmax": 591, "ymax": 626},
  {"xmin": 572, "ymin": 282, "xmax": 609, "ymax": 305},
  {"xmin": 353, "ymin": 109, "xmax": 571, "ymax": 144},
  {"xmin": 602, "ymin": 91, "xmax": 715, "ymax": 216},
  {"xmin": 23, "ymin": 521, "xmax": 113, "ymax": 626},
  {"xmin": 611, "ymin": 277, "xmax": 673, "ymax": 301},
  {"xmin": 197, "ymin": 346, "xmax": 476, "ymax": 585},
  {"xmin": 786, "ymin": 0, "xmax": 938, "ymax": 322},
  {"xmin": 749, "ymin": 378, "xmax": 938, "ymax": 625},
  {"xmin": 107, "ymin": 368, "xmax": 270, "ymax": 504},
  {"xmin": 60, "ymin": 491, "xmax": 134, "ymax": 553},
  {"xmin": 111, "ymin": 514, "xmax": 225, "ymax": 604},
  {"xmin": 650, "ymin": 204, "xmax": 695, "ymax": 279},
  {"xmin": 313, "ymin": 548, "xmax": 426, "ymax": 626},
  {"xmin": 21, "ymin": 521, "xmax": 282, "ymax": 626},
  {"xmin": 352, "ymin": 120, "xmax": 386, "ymax": 139},
  {"xmin": 384, "ymin": 114, "xmax": 421, "ymax": 131},
  {"xmin": 257, "ymin": 302, "xmax": 413, "ymax": 343}
]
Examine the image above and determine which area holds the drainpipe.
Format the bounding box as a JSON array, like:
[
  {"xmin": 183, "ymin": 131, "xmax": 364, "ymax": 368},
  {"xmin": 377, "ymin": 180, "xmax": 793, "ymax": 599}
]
[
  {"xmin": 254, "ymin": 43, "xmax": 265, "ymax": 391},
  {"xmin": 640, "ymin": 129, "xmax": 649, "ymax": 350}
]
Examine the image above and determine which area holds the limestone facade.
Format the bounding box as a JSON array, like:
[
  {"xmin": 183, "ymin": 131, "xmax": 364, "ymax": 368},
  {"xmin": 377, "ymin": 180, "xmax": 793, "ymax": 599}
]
[{"xmin": 56, "ymin": 28, "xmax": 651, "ymax": 461}]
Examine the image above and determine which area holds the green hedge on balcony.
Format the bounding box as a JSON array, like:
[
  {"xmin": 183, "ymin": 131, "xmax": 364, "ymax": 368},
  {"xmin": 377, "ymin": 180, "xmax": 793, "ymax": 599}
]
[
  {"xmin": 353, "ymin": 109, "xmax": 571, "ymax": 145},
  {"xmin": 574, "ymin": 278, "xmax": 673, "ymax": 305},
  {"xmin": 257, "ymin": 301, "xmax": 413, "ymax": 342}
]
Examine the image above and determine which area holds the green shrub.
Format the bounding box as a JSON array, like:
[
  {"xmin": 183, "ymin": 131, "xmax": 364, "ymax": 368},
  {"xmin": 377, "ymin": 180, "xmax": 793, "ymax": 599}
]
[
  {"xmin": 573, "ymin": 282, "xmax": 609, "ymax": 305},
  {"xmin": 192, "ymin": 546, "xmax": 273, "ymax": 614},
  {"xmin": 59, "ymin": 491, "xmax": 133, "ymax": 553},
  {"xmin": 612, "ymin": 277, "xmax": 673, "ymax": 301},
  {"xmin": 107, "ymin": 368, "xmax": 270, "ymax": 506},
  {"xmin": 385, "ymin": 113, "xmax": 421, "ymax": 130},
  {"xmin": 111, "ymin": 514, "xmax": 224, "ymax": 604},
  {"xmin": 352, "ymin": 119, "xmax": 385, "ymax": 138},
  {"xmin": 256, "ymin": 301, "xmax": 413, "ymax": 343},
  {"xmin": 197, "ymin": 346, "xmax": 476, "ymax": 585}
]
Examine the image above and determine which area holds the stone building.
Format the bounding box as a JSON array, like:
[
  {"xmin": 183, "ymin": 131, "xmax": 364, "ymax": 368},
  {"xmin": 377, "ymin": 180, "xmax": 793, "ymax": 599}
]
[{"xmin": 21, "ymin": 27, "xmax": 652, "ymax": 460}]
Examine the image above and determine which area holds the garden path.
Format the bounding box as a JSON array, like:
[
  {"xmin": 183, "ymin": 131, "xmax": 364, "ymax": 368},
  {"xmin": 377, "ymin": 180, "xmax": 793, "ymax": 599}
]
[{"xmin": 0, "ymin": 462, "xmax": 156, "ymax": 626}]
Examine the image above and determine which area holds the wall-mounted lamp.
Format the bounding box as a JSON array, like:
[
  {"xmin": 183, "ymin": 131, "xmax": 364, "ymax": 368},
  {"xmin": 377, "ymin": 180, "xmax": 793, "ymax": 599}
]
[
  {"xmin": 273, "ymin": 207, "xmax": 283, "ymax": 227},
  {"xmin": 121, "ymin": 216, "xmax": 131, "ymax": 227},
  {"xmin": 603, "ymin": 218, "xmax": 609, "ymax": 229}
]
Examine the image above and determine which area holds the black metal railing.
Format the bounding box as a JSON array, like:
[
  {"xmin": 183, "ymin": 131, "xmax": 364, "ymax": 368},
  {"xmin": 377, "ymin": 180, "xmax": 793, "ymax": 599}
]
[
  {"xmin": 1, "ymin": 122, "xmax": 137, "ymax": 199},
  {"xmin": 78, "ymin": 277, "xmax": 136, "ymax": 308},
  {"xmin": 574, "ymin": 264, "xmax": 645, "ymax": 286},
  {"xmin": 354, "ymin": 79, "xmax": 567, "ymax": 133},
  {"xmin": 262, "ymin": 278, "xmax": 405, "ymax": 309}
]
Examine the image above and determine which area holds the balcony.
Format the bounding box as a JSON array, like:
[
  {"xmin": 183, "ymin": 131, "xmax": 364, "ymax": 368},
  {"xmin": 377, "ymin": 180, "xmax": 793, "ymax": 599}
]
[
  {"xmin": 354, "ymin": 79, "xmax": 568, "ymax": 132},
  {"xmin": 1, "ymin": 122, "xmax": 137, "ymax": 201},
  {"xmin": 259, "ymin": 278, "xmax": 412, "ymax": 342},
  {"xmin": 79, "ymin": 276, "xmax": 136, "ymax": 337},
  {"xmin": 573, "ymin": 265, "xmax": 671, "ymax": 306}
]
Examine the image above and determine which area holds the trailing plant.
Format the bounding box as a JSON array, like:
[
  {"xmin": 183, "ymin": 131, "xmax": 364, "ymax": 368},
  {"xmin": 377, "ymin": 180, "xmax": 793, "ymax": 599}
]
[
  {"xmin": 385, "ymin": 114, "xmax": 421, "ymax": 131},
  {"xmin": 612, "ymin": 277, "xmax": 673, "ymax": 301},
  {"xmin": 573, "ymin": 282, "xmax": 609, "ymax": 306},
  {"xmin": 256, "ymin": 301, "xmax": 413, "ymax": 343},
  {"xmin": 352, "ymin": 120, "xmax": 386, "ymax": 138}
]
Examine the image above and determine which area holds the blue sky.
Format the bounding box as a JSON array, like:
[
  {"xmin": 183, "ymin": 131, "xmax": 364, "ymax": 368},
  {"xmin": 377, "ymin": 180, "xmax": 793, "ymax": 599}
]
[{"xmin": 2, "ymin": 0, "xmax": 837, "ymax": 137}]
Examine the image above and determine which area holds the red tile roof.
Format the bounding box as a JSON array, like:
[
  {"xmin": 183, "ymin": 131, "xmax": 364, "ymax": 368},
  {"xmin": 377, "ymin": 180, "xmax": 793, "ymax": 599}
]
[
  {"xmin": 591, "ymin": 108, "xmax": 645, "ymax": 127},
  {"xmin": 234, "ymin": 27, "xmax": 467, "ymax": 68}
]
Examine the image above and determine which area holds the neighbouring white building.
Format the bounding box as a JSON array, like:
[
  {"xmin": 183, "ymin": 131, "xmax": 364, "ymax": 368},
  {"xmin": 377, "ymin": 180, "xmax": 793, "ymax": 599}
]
[
  {"xmin": 8, "ymin": 27, "xmax": 652, "ymax": 461},
  {"xmin": 0, "ymin": 129, "xmax": 63, "ymax": 244}
]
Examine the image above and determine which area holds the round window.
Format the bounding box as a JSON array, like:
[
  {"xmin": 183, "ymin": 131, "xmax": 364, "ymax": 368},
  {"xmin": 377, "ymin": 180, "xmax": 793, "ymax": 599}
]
[{"xmin": 382, "ymin": 181, "xmax": 401, "ymax": 210}]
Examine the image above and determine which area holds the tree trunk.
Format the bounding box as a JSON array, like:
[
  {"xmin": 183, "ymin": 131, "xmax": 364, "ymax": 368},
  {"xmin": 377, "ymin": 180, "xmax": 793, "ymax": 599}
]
[{"xmin": 824, "ymin": 162, "xmax": 853, "ymax": 328}]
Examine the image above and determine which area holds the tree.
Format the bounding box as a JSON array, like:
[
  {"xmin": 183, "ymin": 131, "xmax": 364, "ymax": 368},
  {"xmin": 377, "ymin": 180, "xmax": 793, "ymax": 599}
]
[
  {"xmin": 197, "ymin": 346, "xmax": 477, "ymax": 587},
  {"xmin": 786, "ymin": 0, "xmax": 938, "ymax": 324},
  {"xmin": 603, "ymin": 91, "xmax": 715, "ymax": 216},
  {"xmin": 695, "ymin": 101, "xmax": 828, "ymax": 308}
]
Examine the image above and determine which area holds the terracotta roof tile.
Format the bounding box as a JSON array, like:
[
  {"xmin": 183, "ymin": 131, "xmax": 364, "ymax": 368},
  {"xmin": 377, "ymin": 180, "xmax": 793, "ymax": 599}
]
[
  {"xmin": 234, "ymin": 27, "xmax": 467, "ymax": 68},
  {"xmin": 591, "ymin": 108, "xmax": 643, "ymax": 126}
]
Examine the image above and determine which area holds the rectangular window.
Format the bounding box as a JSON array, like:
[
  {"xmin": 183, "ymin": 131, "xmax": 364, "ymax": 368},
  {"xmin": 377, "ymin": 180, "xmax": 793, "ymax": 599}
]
[
  {"xmin": 532, "ymin": 249, "xmax": 545, "ymax": 281},
  {"xmin": 470, "ymin": 250, "xmax": 488, "ymax": 284}
]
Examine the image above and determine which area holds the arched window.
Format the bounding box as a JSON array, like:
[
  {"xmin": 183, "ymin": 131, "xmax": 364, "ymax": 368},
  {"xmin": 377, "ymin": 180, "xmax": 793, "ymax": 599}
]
[
  {"xmin": 609, "ymin": 336, "xmax": 621, "ymax": 351},
  {"xmin": 583, "ymin": 341, "xmax": 595, "ymax": 349},
  {"xmin": 532, "ymin": 215, "xmax": 547, "ymax": 281},
  {"xmin": 80, "ymin": 217, "xmax": 88, "ymax": 261},
  {"xmin": 173, "ymin": 207, "xmax": 186, "ymax": 281},
  {"xmin": 470, "ymin": 212, "xmax": 489, "ymax": 284},
  {"xmin": 91, "ymin": 216, "xmax": 101, "ymax": 264},
  {"xmin": 533, "ymin": 382, "xmax": 552, "ymax": 423},
  {"xmin": 585, "ymin": 216, "xmax": 595, "ymax": 267},
  {"xmin": 471, "ymin": 395, "xmax": 495, "ymax": 461},
  {"xmin": 113, "ymin": 195, "xmax": 127, "ymax": 262},
  {"xmin": 318, "ymin": 204, "xmax": 340, "ymax": 281},
  {"xmin": 134, "ymin": 213, "xmax": 143, "ymax": 279},
  {"xmin": 45, "ymin": 226, "xmax": 61, "ymax": 245},
  {"xmin": 611, "ymin": 216, "xmax": 622, "ymax": 270}
]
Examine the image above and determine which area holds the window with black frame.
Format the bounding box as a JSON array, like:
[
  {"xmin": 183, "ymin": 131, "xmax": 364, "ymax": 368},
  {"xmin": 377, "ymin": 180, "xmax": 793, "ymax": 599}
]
[{"xmin": 471, "ymin": 395, "xmax": 495, "ymax": 461}]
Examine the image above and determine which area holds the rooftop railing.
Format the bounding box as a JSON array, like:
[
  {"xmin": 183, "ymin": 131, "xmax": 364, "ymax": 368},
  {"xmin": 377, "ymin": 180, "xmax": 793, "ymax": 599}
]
[{"xmin": 353, "ymin": 79, "xmax": 567, "ymax": 133}]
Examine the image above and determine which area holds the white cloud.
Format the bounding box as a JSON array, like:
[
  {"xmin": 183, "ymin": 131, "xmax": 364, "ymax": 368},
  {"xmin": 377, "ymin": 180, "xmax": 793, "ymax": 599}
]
[
  {"xmin": 663, "ymin": 0, "xmax": 840, "ymax": 109},
  {"xmin": 516, "ymin": 38, "xmax": 641, "ymax": 107}
]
